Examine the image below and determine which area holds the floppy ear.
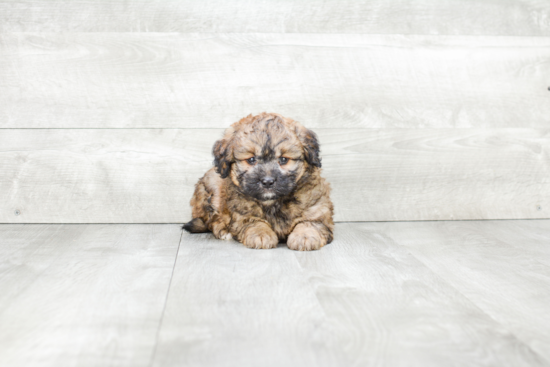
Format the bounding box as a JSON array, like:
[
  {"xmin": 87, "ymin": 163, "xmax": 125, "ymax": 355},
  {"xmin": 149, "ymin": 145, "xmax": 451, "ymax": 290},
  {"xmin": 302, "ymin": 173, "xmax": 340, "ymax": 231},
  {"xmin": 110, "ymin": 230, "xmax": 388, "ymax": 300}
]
[
  {"xmin": 212, "ymin": 137, "xmax": 234, "ymax": 178},
  {"xmin": 296, "ymin": 125, "xmax": 322, "ymax": 168}
]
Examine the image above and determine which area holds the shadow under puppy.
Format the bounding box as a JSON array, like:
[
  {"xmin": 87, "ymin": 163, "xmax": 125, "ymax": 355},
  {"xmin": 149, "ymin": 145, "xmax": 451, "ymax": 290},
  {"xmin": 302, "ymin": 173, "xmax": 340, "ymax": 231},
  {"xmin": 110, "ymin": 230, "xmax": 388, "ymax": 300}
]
[{"xmin": 183, "ymin": 112, "xmax": 334, "ymax": 251}]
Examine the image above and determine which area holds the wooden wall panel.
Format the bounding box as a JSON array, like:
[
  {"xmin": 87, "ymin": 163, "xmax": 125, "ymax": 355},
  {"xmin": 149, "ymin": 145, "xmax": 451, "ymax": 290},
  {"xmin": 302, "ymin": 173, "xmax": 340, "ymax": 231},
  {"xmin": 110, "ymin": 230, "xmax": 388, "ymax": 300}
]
[
  {"xmin": 2, "ymin": 33, "xmax": 549, "ymax": 129},
  {"xmin": 1, "ymin": 129, "xmax": 548, "ymax": 223},
  {"xmin": 323, "ymin": 128, "xmax": 550, "ymax": 221},
  {"xmin": 1, "ymin": 0, "xmax": 549, "ymax": 36}
]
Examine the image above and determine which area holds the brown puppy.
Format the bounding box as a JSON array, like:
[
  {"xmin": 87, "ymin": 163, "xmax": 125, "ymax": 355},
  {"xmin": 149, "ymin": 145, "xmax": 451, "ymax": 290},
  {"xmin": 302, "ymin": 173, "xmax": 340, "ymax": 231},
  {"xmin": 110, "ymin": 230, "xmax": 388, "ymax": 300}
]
[{"xmin": 183, "ymin": 112, "xmax": 334, "ymax": 251}]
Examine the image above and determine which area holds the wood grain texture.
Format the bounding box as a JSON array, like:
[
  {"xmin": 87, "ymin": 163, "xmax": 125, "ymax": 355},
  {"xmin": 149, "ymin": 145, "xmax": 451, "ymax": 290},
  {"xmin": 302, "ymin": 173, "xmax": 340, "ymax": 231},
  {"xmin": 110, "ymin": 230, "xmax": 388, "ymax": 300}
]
[
  {"xmin": 151, "ymin": 232, "xmax": 334, "ymax": 367},
  {"xmin": 1, "ymin": 0, "xmax": 550, "ymax": 35},
  {"xmin": 152, "ymin": 224, "xmax": 548, "ymax": 367},
  {"xmin": 1, "ymin": 128, "xmax": 548, "ymax": 223},
  {"xmin": 381, "ymin": 220, "xmax": 550, "ymax": 362},
  {"xmin": 474, "ymin": 220, "xmax": 550, "ymax": 267},
  {"xmin": 0, "ymin": 224, "xmax": 181, "ymax": 367},
  {"xmin": 2, "ymin": 33, "xmax": 550, "ymax": 129},
  {"xmin": 2, "ymin": 222, "xmax": 549, "ymax": 366},
  {"xmin": 323, "ymin": 128, "xmax": 550, "ymax": 221}
]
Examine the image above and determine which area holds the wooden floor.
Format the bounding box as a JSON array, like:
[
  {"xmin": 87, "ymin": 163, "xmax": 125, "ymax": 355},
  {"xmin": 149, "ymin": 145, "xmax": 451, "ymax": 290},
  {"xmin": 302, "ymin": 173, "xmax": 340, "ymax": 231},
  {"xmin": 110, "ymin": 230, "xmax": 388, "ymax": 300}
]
[
  {"xmin": 1, "ymin": 221, "xmax": 549, "ymax": 366},
  {"xmin": 3, "ymin": 2, "xmax": 549, "ymax": 366}
]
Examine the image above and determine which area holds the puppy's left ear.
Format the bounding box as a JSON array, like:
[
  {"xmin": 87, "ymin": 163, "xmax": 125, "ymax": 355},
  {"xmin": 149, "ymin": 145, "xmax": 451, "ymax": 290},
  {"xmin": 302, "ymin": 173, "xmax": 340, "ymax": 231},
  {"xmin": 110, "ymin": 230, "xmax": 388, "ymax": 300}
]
[
  {"xmin": 212, "ymin": 136, "xmax": 234, "ymax": 179},
  {"xmin": 296, "ymin": 125, "xmax": 322, "ymax": 168}
]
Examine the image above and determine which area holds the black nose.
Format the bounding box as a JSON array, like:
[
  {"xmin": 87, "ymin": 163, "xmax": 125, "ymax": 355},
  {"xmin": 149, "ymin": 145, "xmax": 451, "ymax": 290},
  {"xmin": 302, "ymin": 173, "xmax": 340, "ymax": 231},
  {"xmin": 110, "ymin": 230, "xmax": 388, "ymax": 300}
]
[{"xmin": 260, "ymin": 177, "xmax": 275, "ymax": 187}]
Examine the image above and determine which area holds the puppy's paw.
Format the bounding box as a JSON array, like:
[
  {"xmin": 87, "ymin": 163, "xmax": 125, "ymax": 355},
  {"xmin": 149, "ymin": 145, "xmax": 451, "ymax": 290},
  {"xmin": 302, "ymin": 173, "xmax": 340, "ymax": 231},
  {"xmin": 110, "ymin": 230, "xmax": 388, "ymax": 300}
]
[
  {"xmin": 213, "ymin": 225, "xmax": 233, "ymax": 241},
  {"xmin": 214, "ymin": 229, "xmax": 232, "ymax": 241},
  {"xmin": 287, "ymin": 223, "xmax": 326, "ymax": 251},
  {"xmin": 243, "ymin": 224, "xmax": 278, "ymax": 249},
  {"xmin": 219, "ymin": 232, "xmax": 233, "ymax": 241}
]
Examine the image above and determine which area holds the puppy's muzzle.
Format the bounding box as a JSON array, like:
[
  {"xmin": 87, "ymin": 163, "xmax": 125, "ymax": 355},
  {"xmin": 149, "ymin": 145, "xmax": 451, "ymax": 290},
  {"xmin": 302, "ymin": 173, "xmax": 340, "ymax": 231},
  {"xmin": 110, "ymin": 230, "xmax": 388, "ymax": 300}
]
[{"xmin": 260, "ymin": 176, "xmax": 276, "ymax": 188}]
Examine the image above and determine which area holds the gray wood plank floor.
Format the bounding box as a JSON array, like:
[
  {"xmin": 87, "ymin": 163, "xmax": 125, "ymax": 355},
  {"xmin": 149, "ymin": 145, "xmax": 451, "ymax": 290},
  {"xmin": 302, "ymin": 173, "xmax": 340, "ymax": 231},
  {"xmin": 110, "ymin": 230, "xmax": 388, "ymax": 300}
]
[
  {"xmin": 0, "ymin": 224, "xmax": 181, "ymax": 367},
  {"xmin": 1, "ymin": 221, "xmax": 550, "ymax": 366}
]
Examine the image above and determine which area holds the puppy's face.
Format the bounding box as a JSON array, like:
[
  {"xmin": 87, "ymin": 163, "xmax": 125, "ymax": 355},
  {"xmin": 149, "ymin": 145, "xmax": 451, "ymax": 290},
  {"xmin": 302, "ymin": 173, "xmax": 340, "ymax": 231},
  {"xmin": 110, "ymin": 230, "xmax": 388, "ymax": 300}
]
[
  {"xmin": 213, "ymin": 113, "xmax": 321, "ymax": 202},
  {"xmin": 232, "ymin": 128, "xmax": 304, "ymax": 202}
]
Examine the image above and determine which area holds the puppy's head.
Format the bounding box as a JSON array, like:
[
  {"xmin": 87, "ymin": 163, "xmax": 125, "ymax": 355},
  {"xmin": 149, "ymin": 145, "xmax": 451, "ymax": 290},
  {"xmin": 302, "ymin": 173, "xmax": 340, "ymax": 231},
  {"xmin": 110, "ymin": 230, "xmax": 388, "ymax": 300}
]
[{"xmin": 213, "ymin": 113, "xmax": 321, "ymax": 202}]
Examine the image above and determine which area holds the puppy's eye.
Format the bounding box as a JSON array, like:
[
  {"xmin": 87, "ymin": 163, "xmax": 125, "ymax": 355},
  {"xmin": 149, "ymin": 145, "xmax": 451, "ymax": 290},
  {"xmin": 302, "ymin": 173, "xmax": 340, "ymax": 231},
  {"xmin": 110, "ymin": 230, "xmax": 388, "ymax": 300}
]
[
  {"xmin": 246, "ymin": 157, "xmax": 256, "ymax": 165},
  {"xmin": 279, "ymin": 157, "xmax": 289, "ymax": 165}
]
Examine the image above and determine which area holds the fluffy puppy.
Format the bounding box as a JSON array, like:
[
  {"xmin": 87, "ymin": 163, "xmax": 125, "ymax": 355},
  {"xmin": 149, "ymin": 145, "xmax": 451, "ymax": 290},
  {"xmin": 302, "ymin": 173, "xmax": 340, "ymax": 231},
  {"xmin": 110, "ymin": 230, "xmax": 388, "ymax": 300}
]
[{"xmin": 183, "ymin": 112, "xmax": 334, "ymax": 251}]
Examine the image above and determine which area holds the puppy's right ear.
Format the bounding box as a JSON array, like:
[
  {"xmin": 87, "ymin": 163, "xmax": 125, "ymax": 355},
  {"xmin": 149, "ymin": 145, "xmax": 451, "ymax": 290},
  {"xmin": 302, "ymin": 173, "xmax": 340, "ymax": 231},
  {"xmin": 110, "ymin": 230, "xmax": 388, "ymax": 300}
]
[{"xmin": 213, "ymin": 137, "xmax": 233, "ymax": 178}]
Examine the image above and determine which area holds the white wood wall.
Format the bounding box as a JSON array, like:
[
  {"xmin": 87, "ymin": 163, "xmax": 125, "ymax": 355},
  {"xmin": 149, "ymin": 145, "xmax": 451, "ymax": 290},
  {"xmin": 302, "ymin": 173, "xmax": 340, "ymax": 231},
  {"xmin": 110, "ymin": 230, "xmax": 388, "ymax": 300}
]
[{"xmin": 1, "ymin": 1, "xmax": 549, "ymax": 223}]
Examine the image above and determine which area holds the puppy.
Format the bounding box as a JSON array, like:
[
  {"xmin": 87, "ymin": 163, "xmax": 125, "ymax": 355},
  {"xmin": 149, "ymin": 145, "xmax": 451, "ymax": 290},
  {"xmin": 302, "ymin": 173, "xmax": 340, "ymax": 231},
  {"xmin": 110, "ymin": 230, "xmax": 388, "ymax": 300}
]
[{"xmin": 183, "ymin": 112, "xmax": 334, "ymax": 251}]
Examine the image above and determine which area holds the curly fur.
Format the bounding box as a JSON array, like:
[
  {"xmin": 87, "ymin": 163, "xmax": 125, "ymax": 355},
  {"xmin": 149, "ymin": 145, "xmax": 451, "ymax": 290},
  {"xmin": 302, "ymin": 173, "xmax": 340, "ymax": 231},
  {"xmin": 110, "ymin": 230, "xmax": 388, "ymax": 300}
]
[{"xmin": 183, "ymin": 112, "xmax": 334, "ymax": 251}]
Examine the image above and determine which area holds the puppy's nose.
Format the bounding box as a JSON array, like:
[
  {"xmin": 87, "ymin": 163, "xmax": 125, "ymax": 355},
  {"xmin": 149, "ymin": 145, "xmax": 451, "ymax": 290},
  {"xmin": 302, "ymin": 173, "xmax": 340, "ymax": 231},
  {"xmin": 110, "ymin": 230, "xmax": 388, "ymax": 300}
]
[{"xmin": 260, "ymin": 177, "xmax": 275, "ymax": 187}]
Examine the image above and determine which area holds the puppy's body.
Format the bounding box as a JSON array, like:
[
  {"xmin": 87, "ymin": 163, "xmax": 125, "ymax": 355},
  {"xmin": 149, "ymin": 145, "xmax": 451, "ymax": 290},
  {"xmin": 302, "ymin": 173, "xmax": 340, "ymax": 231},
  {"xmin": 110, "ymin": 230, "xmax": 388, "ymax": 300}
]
[{"xmin": 184, "ymin": 113, "xmax": 334, "ymax": 251}]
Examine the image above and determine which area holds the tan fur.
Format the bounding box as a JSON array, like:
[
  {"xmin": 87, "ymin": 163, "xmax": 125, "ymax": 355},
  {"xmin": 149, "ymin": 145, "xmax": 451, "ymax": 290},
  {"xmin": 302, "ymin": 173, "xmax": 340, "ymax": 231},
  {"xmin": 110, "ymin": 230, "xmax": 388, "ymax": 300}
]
[{"xmin": 186, "ymin": 112, "xmax": 334, "ymax": 251}]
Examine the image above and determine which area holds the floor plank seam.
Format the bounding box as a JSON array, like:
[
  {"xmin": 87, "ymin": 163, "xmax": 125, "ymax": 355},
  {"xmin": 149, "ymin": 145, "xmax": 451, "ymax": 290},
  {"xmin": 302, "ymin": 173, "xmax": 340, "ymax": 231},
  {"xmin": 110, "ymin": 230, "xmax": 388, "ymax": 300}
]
[{"xmin": 147, "ymin": 226, "xmax": 184, "ymax": 367}]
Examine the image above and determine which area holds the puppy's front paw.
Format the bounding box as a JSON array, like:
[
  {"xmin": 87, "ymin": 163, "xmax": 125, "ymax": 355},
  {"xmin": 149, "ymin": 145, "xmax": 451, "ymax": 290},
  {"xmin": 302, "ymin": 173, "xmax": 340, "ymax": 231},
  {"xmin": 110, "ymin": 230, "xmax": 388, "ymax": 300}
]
[
  {"xmin": 243, "ymin": 224, "xmax": 278, "ymax": 249},
  {"xmin": 287, "ymin": 223, "xmax": 326, "ymax": 251},
  {"xmin": 219, "ymin": 231, "xmax": 233, "ymax": 241},
  {"xmin": 213, "ymin": 228, "xmax": 233, "ymax": 241}
]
